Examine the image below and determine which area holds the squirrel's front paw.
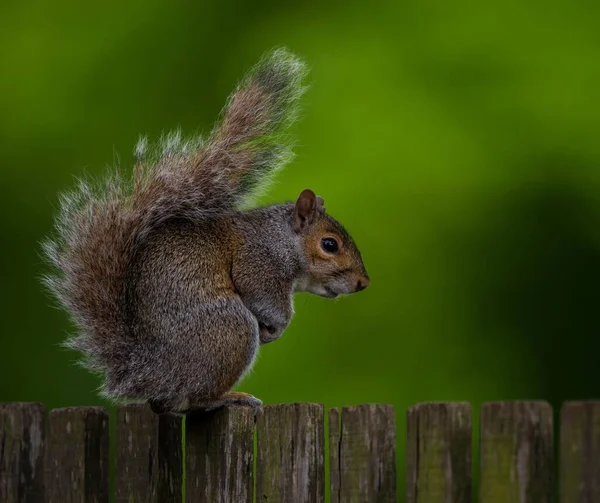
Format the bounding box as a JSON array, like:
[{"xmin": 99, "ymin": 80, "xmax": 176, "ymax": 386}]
[{"xmin": 259, "ymin": 322, "xmax": 282, "ymax": 344}]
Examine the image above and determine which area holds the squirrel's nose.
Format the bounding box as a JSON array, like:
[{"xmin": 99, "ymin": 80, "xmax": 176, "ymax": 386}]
[{"xmin": 356, "ymin": 276, "xmax": 370, "ymax": 292}]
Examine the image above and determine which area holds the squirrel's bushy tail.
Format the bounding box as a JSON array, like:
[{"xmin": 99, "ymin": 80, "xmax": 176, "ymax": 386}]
[
  {"xmin": 42, "ymin": 48, "xmax": 307, "ymax": 383},
  {"xmin": 134, "ymin": 47, "xmax": 308, "ymax": 216}
]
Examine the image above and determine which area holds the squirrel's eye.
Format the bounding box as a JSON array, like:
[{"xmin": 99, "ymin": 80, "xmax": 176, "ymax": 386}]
[{"xmin": 321, "ymin": 237, "xmax": 339, "ymax": 254}]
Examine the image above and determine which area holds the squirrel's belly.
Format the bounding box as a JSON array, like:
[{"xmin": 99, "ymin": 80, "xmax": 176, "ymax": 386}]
[{"xmin": 236, "ymin": 335, "xmax": 260, "ymax": 384}]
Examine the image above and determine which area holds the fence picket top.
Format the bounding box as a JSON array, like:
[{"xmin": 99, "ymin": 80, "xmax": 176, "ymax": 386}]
[
  {"xmin": 256, "ymin": 403, "xmax": 325, "ymax": 503},
  {"xmin": 0, "ymin": 402, "xmax": 46, "ymax": 503},
  {"xmin": 330, "ymin": 403, "xmax": 396, "ymax": 503},
  {"xmin": 186, "ymin": 405, "xmax": 254, "ymax": 503},
  {"xmin": 560, "ymin": 401, "xmax": 600, "ymax": 503},
  {"xmin": 406, "ymin": 402, "xmax": 472, "ymax": 503},
  {"xmin": 48, "ymin": 405, "xmax": 107, "ymax": 414},
  {"xmin": 481, "ymin": 400, "xmax": 553, "ymax": 430},
  {"xmin": 45, "ymin": 406, "xmax": 110, "ymax": 503},
  {"xmin": 115, "ymin": 403, "xmax": 183, "ymax": 503},
  {"xmin": 479, "ymin": 401, "xmax": 554, "ymax": 503}
]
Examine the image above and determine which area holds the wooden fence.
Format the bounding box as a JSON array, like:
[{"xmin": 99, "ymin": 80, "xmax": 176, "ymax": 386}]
[{"xmin": 0, "ymin": 400, "xmax": 598, "ymax": 502}]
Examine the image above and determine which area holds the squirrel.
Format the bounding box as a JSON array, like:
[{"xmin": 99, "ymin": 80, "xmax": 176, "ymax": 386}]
[{"xmin": 42, "ymin": 48, "xmax": 370, "ymax": 414}]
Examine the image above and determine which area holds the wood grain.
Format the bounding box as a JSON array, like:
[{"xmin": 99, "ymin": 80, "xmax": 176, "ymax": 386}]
[
  {"xmin": 406, "ymin": 402, "xmax": 472, "ymax": 503},
  {"xmin": 116, "ymin": 403, "xmax": 183, "ymax": 502},
  {"xmin": 329, "ymin": 404, "xmax": 396, "ymax": 503},
  {"xmin": 44, "ymin": 406, "xmax": 109, "ymax": 503},
  {"xmin": 560, "ymin": 401, "xmax": 600, "ymax": 503},
  {"xmin": 0, "ymin": 402, "xmax": 45, "ymax": 503},
  {"xmin": 479, "ymin": 401, "xmax": 553, "ymax": 503},
  {"xmin": 185, "ymin": 406, "xmax": 254, "ymax": 503},
  {"xmin": 256, "ymin": 403, "xmax": 324, "ymax": 502}
]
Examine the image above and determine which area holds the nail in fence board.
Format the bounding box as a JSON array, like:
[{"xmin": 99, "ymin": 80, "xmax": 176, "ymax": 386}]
[
  {"xmin": 256, "ymin": 403, "xmax": 325, "ymax": 503},
  {"xmin": 479, "ymin": 401, "xmax": 553, "ymax": 503},
  {"xmin": 44, "ymin": 406, "xmax": 109, "ymax": 503},
  {"xmin": 560, "ymin": 401, "xmax": 600, "ymax": 502},
  {"xmin": 329, "ymin": 404, "xmax": 396, "ymax": 503},
  {"xmin": 185, "ymin": 406, "xmax": 254, "ymax": 503},
  {"xmin": 0, "ymin": 403, "xmax": 45, "ymax": 503},
  {"xmin": 406, "ymin": 402, "xmax": 472, "ymax": 503},
  {"xmin": 116, "ymin": 404, "xmax": 183, "ymax": 502}
]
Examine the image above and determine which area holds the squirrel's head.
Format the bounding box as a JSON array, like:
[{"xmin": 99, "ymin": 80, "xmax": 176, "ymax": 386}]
[{"xmin": 292, "ymin": 189, "xmax": 370, "ymax": 299}]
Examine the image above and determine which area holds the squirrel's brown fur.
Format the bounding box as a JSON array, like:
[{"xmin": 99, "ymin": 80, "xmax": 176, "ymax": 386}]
[{"xmin": 43, "ymin": 48, "xmax": 369, "ymax": 413}]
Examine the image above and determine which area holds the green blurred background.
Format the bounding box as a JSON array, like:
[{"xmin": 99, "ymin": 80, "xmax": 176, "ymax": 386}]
[{"xmin": 2, "ymin": 0, "xmax": 600, "ymax": 497}]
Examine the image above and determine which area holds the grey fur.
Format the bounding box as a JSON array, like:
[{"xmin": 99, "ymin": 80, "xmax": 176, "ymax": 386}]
[{"xmin": 42, "ymin": 48, "xmax": 369, "ymax": 413}]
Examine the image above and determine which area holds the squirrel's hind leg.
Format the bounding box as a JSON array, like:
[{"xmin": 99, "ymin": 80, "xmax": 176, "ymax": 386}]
[
  {"xmin": 149, "ymin": 392, "xmax": 262, "ymax": 415},
  {"xmin": 201, "ymin": 391, "xmax": 263, "ymax": 411},
  {"xmin": 150, "ymin": 392, "xmax": 262, "ymax": 415}
]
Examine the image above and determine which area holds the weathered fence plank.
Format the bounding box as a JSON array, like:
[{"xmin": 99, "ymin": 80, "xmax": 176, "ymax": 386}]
[
  {"xmin": 479, "ymin": 401, "xmax": 553, "ymax": 503},
  {"xmin": 115, "ymin": 403, "xmax": 182, "ymax": 502},
  {"xmin": 185, "ymin": 406, "xmax": 254, "ymax": 503},
  {"xmin": 406, "ymin": 402, "xmax": 472, "ymax": 503},
  {"xmin": 0, "ymin": 403, "xmax": 45, "ymax": 503},
  {"xmin": 329, "ymin": 404, "xmax": 396, "ymax": 503},
  {"xmin": 44, "ymin": 406, "xmax": 109, "ymax": 503},
  {"xmin": 11, "ymin": 399, "xmax": 598, "ymax": 502},
  {"xmin": 560, "ymin": 401, "xmax": 600, "ymax": 502},
  {"xmin": 256, "ymin": 403, "xmax": 324, "ymax": 502}
]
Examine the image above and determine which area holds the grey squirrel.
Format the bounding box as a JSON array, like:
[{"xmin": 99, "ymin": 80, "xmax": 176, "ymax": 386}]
[{"xmin": 42, "ymin": 48, "xmax": 369, "ymax": 414}]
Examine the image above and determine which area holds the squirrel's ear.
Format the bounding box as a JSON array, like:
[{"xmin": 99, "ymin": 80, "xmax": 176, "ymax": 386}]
[{"xmin": 293, "ymin": 189, "xmax": 319, "ymax": 232}]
